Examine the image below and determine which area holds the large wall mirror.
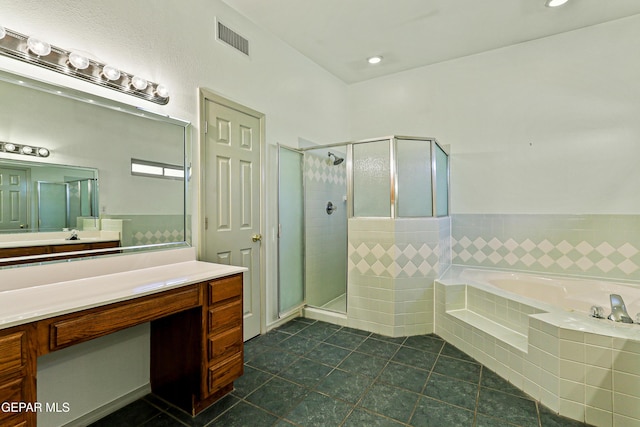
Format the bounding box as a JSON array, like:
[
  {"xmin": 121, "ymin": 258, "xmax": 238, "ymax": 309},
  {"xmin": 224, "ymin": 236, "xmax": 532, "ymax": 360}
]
[{"xmin": 0, "ymin": 69, "xmax": 190, "ymax": 267}]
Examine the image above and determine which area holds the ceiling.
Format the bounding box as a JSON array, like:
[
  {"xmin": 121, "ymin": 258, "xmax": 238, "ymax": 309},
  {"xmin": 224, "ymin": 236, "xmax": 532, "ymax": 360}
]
[{"xmin": 222, "ymin": 0, "xmax": 640, "ymax": 84}]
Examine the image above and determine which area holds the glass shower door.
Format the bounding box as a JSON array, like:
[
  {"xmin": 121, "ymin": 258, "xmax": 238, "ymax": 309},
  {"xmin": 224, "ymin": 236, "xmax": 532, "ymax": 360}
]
[
  {"xmin": 277, "ymin": 145, "xmax": 305, "ymax": 316},
  {"xmin": 37, "ymin": 181, "xmax": 69, "ymax": 231}
]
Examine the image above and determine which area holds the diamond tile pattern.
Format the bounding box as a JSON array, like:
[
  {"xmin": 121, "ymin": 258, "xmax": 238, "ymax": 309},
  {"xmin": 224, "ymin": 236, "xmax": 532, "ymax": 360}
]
[
  {"xmin": 348, "ymin": 242, "xmax": 439, "ymax": 278},
  {"xmin": 305, "ymin": 153, "xmax": 346, "ymax": 185},
  {"xmin": 452, "ymin": 214, "xmax": 640, "ymax": 280},
  {"xmin": 452, "ymin": 236, "xmax": 639, "ymax": 276},
  {"xmin": 133, "ymin": 229, "xmax": 184, "ymax": 245}
]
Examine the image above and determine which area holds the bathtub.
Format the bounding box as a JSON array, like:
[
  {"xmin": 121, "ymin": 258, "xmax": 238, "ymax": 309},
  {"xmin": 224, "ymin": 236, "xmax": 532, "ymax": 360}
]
[
  {"xmin": 457, "ymin": 268, "xmax": 640, "ymax": 320},
  {"xmin": 435, "ymin": 266, "xmax": 640, "ymax": 426}
]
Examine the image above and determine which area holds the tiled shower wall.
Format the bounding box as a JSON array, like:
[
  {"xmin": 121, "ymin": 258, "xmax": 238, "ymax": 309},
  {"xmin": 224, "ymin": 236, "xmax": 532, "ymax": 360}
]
[
  {"xmin": 452, "ymin": 214, "xmax": 640, "ymax": 282},
  {"xmin": 304, "ymin": 152, "xmax": 348, "ymax": 307},
  {"xmin": 347, "ymin": 217, "xmax": 450, "ymax": 337}
]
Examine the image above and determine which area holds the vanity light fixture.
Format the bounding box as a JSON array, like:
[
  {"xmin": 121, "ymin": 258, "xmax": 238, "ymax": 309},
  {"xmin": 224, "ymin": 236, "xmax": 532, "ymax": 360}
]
[
  {"xmin": 545, "ymin": 0, "xmax": 569, "ymax": 7},
  {"xmin": 1, "ymin": 141, "xmax": 51, "ymax": 157},
  {"xmin": 0, "ymin": 26, "xmax": 170, "ymax": 105}
]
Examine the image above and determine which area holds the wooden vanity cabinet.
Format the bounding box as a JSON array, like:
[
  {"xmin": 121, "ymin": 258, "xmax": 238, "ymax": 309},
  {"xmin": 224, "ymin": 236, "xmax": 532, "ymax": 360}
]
[
  {"xmin": 150, "ymin": 273, "xmax": 244, "ymax": 416},
  {"xmin": 0, "ymin": 325, "xmax": 37, "ymax": 427},
  {"xmin": 0, "ymin": 272, "xmax": 244, "ymax": 425}
]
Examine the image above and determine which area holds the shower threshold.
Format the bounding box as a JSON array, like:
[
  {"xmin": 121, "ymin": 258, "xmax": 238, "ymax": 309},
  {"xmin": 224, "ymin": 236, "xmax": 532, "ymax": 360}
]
[{"xmin": 320, "ymin": 293, "xmax": 346, "ymax": 313}]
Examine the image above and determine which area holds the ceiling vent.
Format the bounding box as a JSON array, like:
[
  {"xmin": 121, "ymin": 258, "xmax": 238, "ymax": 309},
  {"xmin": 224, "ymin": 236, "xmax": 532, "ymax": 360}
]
[{"xmin": 216, "ymin": 20, "xmax": 250, "ymax": 57}]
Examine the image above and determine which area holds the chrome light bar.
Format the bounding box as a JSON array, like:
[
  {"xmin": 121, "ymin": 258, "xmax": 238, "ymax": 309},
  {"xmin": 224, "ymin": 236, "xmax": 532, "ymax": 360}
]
[{"xmin": 0, "ymin": 26, "xmax": 169, "ymax": 105}]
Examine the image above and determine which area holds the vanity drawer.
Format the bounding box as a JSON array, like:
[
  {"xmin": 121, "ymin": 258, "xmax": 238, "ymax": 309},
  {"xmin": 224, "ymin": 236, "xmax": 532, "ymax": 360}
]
[
  {"xmin": 49, "ymin": 286, "xmax": 200, "ymax": 350},
  {"xmin": 208, "ymin": 274, "xmax": 242, "ymax": 305},
  {"xmin": 208, "ymin": 299, "xmax": 242, "ymax": 335},
  {"xmin": 0, "ymin": 377, "xmax": 29, "ymax": 425},
  {"xmin": 208, "ymin": 326, "xmax": 242, "ymax": 365},
  {"xmin": 0, "ymin": 331, "xmax": 26, "ymax": 375},
  {"xmin": 208, "ymin": 353, "xmax": 243, "ymax": 394}
]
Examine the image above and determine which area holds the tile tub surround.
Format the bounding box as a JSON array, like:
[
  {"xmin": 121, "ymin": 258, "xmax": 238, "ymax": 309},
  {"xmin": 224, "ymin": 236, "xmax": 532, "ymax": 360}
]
[
  {"xmin": 347, "ymin": 217, "xmax": 450, "ymax": 337},
  {"xmin": 452, "ymin": 214, "xmax": 640, "ymax": 281},
  {"xmin": 89, "ymin": 318, "xmax": 588, "ymax": 427},
  {"xmin": 436, "ymin": 267, "xmax": 640, "ymax": 427}
]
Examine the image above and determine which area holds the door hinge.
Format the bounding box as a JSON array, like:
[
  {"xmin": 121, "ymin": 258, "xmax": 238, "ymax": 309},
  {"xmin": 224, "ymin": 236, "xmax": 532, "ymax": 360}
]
[
  {"xmin": 204, "ymin": 120, "xmax": 208, "ymax": 134},
  {"xmin": 205, "ymin": 217, "xmax": 209, "ymax": 230}
]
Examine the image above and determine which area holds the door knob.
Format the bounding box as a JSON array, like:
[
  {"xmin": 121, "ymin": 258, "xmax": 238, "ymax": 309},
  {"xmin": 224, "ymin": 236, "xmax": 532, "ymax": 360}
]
[{"xmin": 251, "ymin": 233, "xmax": 263, "ymax": 242}]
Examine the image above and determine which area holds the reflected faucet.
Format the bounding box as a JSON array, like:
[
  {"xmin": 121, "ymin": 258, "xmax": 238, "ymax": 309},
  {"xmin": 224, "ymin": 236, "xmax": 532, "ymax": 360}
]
[
  {"xmin": 66, "ymin": 229, "xmax": 79, "ymax": 241},
  {"xmin": 608, "ymin": 294, "xmax": 634, "ymax": 323}
]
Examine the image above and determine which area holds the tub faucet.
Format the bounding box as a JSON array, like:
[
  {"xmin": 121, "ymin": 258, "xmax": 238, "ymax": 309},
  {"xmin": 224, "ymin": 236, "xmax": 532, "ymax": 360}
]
[{"xmin": 608, "ymin": 294, "xmax": 634, "ymax": 324}]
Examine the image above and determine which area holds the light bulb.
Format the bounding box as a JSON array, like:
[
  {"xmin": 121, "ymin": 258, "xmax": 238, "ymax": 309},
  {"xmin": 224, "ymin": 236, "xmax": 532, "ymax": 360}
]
[
  {"xmin": 37, "ymin": 147, "xmax": 50, "ymax": 157},
  {"xmin": 68, "ymin": 52, "xmax": 90, "ymax": 70},
  {"xmin": 545, "ymin": 0, "xmax": 569, "ymax": 7},
  {"xmin": 102, "ymin": 65, "xmax": 121, "ymax": 81},
  {"xmin": 4, "ymin": 143, "xmax": 16, "ymax": 152},
  {"xmin": 0, "ymin": 26, "xmax": 6, "ymax": 40},
  {"xmin": 155, "ymin": 84, "xmax": 169, "ymax": 98},
  {"xmin": 27, "ymin": 37, "xmax": 52, "ymax": 56},
  {"xmin": 21, "ymin": 146, "xmax": 34, "ymax": 155},
  {"xmin": 131, "ymin": 75, "xmax": 148, "ymax": 91}
]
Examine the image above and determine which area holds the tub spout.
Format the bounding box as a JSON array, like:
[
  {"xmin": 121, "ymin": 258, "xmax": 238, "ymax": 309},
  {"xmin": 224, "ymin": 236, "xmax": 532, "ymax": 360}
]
[{"xmin": 608, "ymin": 294, "xmax": 634, "ymax": 323}]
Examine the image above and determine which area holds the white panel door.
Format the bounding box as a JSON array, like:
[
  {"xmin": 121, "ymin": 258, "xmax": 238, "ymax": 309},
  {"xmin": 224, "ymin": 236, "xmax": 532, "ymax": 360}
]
[
  {"xmin": 0, "ymin": 167, "xmax": 28, "ymax": 231},
  {"xmin": 203, "ymin": 97, "xmax": 262, "ymax": 341}
]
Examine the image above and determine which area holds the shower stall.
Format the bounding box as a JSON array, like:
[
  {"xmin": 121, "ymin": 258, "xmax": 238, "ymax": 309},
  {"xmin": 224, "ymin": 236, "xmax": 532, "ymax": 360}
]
[{"xmin": 278, "ymin": 136, "xmax": 449, "ymax": 327}]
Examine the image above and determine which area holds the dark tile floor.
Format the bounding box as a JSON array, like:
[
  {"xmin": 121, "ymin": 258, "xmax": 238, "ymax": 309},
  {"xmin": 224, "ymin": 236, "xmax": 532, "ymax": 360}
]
[{"xmin": 90, "ymin": 318, "xmax": 591, "ymax": 427}]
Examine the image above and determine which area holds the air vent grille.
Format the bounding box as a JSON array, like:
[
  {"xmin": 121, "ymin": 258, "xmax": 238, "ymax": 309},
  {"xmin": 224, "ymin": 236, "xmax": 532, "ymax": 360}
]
[{"xmin": 217, "ymin": 21, "xmax": 249, "ymax": 56}]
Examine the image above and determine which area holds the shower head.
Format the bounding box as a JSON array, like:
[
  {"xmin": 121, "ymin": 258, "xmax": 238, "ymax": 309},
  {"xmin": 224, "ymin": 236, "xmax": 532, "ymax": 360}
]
[{"xmin": 328, "ymin": 152, "xmax": 344, "ymax": 165}]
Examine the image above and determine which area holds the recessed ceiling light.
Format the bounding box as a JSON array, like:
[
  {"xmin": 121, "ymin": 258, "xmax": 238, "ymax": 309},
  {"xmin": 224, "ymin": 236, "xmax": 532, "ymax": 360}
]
[
  {"xmin": 545, "ymin": 0, "xmax": 569, "ymax": 7},
  {"xmin": 367, "ymin": 56, "xmax": 383, "ymax": 65}
]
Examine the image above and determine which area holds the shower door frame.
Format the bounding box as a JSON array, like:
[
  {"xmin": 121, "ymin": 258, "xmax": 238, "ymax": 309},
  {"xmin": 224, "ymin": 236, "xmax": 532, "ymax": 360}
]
[
  {"xmin": 300, "ymin": 142, "xmax": 350, "ymax": 313},
  {"xmin": 277, "ymin": 141, "xmax": 351, "ymax": 317},
  {"xmin": 349, "ymin": 135, "xmax": 450, "ymax": 219},
  {"xmin": 277, "ymin": 144, "xmax": 306, "ymax": 317}
]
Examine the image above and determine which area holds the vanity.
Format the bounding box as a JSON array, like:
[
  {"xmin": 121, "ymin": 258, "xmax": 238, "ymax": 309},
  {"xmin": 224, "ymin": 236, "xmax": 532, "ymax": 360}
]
[
  {"xmin": 0, "ymin": 62, "xmax": 243, "ymax": 425},
  {"xmin": 0, "ymin": 259, "xmax": 246, "ymax": 426},
  {"xmin": 0, "ymin": 232, "xmax": 121, "ymax": 266}
]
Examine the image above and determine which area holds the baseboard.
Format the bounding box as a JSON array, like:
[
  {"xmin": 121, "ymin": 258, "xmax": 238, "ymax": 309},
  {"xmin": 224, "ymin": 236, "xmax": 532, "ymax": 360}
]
[{"xmin": 62, "ymin": 384, "xmax": 151, "ymax": 427}]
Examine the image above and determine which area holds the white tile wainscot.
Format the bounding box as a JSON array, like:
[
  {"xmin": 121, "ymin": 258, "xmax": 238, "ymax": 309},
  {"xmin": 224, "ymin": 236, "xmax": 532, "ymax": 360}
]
[{"xmin": 435, "ymin": 269, "xmax": 640, "ymax": 427}]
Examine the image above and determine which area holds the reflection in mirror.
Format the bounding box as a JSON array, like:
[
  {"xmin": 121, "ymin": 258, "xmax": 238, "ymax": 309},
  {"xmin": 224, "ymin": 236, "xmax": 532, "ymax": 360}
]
[
  {"xmin": 0, "ymin": 158, "xmax": 98, "ymax": 232},
  {"xmin": 0, "ymin": 69, "xmax": 190, "ymax": 267}
]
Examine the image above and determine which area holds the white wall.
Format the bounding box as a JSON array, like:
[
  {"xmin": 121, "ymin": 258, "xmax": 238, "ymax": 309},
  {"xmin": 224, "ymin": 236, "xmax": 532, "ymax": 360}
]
[
  {"xmin": 348, "ymin": 15, "xmax": 640, "ymax": 214},
  {"xmin": 2, "ymin": 1, "xmax": 350, "ymax": 423},
  {"xmin": 2, "ymin": 0, "xmax": 350, "ymax": 323}
]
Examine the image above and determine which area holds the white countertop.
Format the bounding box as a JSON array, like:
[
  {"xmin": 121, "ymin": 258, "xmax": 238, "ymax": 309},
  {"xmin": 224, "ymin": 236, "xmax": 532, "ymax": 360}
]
[{"xmin": 0, "ymin": 260, "xmax": 246, "ymax": 329}]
